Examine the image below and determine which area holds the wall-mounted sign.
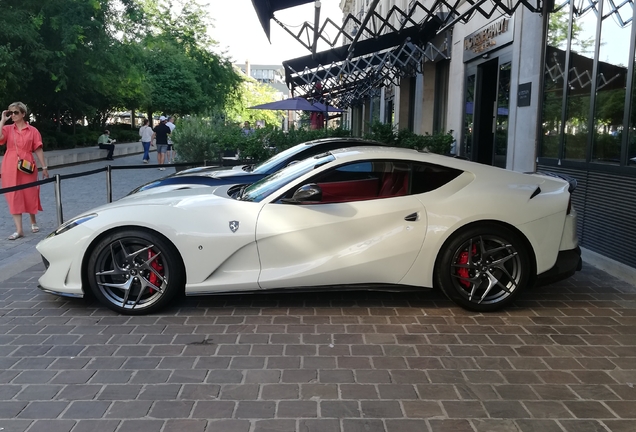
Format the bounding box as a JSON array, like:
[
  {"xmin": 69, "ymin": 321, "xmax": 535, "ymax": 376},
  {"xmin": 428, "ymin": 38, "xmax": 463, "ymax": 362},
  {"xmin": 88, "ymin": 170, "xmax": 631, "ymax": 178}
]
[
  {"xmin": 518, "ymin": 82, "xmax": 532, "ymax": 107},
  {"xmin": 463, "ymin": 17, "xmax": 514, "ymax": 62}
]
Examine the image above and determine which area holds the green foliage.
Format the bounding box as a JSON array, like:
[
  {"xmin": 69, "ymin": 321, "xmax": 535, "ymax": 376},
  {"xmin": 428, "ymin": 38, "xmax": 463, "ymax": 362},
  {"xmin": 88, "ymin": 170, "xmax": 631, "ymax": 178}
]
[
  {"xmin": 0, "ymin": 0, "xmax": 241, "ymax": 137},
  {"xmin": 15, "ymin": 123, "xmax": 140, "ymax": 151},
  {"xmin": 363, "ymin": 121, "xmax": 455, "ymax": 154},
  {"xmin": 171, "ymin": 116, "xmax": 223, "ymax": 163},
  {"xmin": 548, "ymin": 9, "xmax": 593, "ymax": 53},
  {"xmin": 363, "ymin": 122, "xmax": 398, "ymax": 145},
  {"xmin": 139, "ymin": 0, "xmax": 242, "ymax": 118},
  {"xmin": 224, "ymin": 78, "xmax": 283, "ymax": 127},
  {"xmin": 172, "ymin": 116, "xmax": 352, "ymax": 164}
]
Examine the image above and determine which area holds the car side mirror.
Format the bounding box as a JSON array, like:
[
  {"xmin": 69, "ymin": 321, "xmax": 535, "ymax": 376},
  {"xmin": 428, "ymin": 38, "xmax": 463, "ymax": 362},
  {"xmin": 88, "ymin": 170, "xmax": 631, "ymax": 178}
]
[{"xmin": 281, "ymin": 183, "xmax": 322, "ymax": 204}]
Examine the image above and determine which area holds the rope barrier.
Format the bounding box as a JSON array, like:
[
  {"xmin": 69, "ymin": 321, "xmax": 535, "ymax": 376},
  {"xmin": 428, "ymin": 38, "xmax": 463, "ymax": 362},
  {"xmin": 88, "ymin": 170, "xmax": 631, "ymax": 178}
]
[{"xmin": 0, "ymin": 160, "xmax": 214, "ymax": 225}]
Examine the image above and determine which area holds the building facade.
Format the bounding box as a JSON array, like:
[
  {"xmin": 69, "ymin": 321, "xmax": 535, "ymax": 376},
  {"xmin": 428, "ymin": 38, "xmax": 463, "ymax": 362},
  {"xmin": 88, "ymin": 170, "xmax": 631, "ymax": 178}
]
[{"xmin": 336, "ymin": 0, "xmax": 635, "ymax": 275}]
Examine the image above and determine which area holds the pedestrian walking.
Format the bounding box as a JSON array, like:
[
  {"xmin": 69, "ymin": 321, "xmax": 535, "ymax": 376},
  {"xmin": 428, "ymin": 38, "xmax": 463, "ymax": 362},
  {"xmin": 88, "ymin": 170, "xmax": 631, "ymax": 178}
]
[
  {"xmin": 152, "ymin": 116, "xmax": 171, "ymax": 170},
  {"xmin": 166, "ymin": 116, "xmax": 176, "ymax": 163},
  {"xmin": 0, "ymin": 101, "xmax": 49, "ymax": 240},
  {"xmin": 139, "ymin": 119, "xmax": 154, "ymax": 163},
  {"xmin": 97, "ymin": 130, "xmax": 116, "ymax": 160}
]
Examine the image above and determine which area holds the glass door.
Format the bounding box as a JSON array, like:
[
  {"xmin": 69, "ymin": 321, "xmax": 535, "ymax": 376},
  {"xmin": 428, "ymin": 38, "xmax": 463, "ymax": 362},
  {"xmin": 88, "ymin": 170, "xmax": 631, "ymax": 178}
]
[
  {"xmin": 494, "ymin": 61, "xmax": 511, "ymax": 168},
  {"xmin": 462, "ymin": 73, "xmax": 476, "ymax": 158},
  {"xmin": 463, "ymin": 50, "xmax": 512, "ymax": 167}
]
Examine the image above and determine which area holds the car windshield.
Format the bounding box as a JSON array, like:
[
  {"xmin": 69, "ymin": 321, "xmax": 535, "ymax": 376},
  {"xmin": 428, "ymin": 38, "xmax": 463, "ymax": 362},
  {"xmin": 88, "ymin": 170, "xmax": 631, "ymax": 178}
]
[
  {"xmin": 240, "ymin": 153, "xmax": 335, "ymax": 202},
  {"xmin": 251, "ymin": 143, "xmax": 313, "ymax": 174}
]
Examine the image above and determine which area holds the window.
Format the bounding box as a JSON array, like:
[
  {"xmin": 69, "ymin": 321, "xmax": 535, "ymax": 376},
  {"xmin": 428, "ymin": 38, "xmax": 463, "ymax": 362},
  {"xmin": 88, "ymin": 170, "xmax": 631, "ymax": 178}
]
[
  {"xmin": 288, "ymin": 160, "xmax": 409, "ymax": 204},
  {"xmin": 279, "ymin": 159, "xmax": 463, "ymax": 204},
  {"xmin": 411, "ymin": 162, "xmax": 462, "ymax": 194}
]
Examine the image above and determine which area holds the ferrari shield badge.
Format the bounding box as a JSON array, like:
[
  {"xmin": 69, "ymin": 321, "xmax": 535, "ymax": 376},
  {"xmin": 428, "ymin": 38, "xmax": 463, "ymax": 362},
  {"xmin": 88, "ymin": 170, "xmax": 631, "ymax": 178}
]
[{"xmin": 229, "ymin": 221, "xmax": 239, "ymax": 233}]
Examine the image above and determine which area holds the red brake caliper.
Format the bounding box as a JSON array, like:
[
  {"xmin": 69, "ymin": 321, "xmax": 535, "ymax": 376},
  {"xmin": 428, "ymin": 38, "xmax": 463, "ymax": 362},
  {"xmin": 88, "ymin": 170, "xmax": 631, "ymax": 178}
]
[
  {"xmin": 147, "ymin": 250, "xmax": 163, "ymax": 294},
  {"xmin": 457, "ymin": 244, "xmax": 477, "ymax": 288}
]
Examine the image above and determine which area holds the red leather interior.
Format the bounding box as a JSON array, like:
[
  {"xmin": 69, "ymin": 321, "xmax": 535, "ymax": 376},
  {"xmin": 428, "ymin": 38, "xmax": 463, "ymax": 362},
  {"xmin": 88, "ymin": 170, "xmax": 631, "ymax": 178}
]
[
  {"xmin": 317, "ymin": 172, "xmax": 408, "ymax": 203},
  {"xmin": 318, "ymin": 178, "xmax": 379, "ymax": 203},
  {"xmin": 378, "ymin": 172, "xmax": 408, "ymax": 197}
]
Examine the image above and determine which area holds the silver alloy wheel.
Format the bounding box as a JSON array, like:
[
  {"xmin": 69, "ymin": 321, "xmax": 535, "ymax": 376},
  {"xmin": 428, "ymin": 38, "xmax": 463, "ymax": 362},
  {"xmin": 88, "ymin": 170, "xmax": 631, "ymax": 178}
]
[
  {"xmin": 450, "ymin": 234, "xmax": 522, "ymax": 305},
  {"xmin": 93, "ymin": 237, "xmax": 169, "ymax": 311}
]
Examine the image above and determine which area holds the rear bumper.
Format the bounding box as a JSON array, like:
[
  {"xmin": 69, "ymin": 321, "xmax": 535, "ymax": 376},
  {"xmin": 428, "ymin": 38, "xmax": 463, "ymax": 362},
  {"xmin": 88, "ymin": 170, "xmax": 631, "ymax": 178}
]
[{"xmin": 536, "ymin": 246, "xmax": 582, "ymax": 286}]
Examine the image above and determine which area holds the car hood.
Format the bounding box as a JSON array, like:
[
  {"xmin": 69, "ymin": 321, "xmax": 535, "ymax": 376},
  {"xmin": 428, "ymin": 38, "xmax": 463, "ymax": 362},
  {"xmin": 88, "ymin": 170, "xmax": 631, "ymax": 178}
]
[
  {"xmin": 94, "ymin": 185, "xmax": 233, "ymax": 214},
  {"xmin": 174, "ymin": 165, "xmax": 248, "ymax": 178}
]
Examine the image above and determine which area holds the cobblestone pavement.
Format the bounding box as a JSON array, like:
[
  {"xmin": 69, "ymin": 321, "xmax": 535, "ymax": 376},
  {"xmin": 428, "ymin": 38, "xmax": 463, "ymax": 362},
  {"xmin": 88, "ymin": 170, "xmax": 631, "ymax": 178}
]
[
  {"xmin": 1, "ymin": 154, "xmax": 635, "ymax": 432},
  {"xmin": 0, "ymin": 262, "xmax": 635, "ymax": 431}
]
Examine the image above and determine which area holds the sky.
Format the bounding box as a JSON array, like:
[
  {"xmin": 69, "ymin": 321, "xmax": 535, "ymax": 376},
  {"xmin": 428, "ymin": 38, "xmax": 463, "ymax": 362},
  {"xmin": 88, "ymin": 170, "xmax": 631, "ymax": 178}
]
[{"xmin": 208, "ymin": 0, "xmax": 344, "ymax": 66}]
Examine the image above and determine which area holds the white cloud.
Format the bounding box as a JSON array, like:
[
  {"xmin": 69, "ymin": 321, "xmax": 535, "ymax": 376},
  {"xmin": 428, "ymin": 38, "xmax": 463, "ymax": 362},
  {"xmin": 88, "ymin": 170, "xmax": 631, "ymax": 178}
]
[{"xmin": 209, "ymin": 0, "xmax": 344, "ymax": 65}]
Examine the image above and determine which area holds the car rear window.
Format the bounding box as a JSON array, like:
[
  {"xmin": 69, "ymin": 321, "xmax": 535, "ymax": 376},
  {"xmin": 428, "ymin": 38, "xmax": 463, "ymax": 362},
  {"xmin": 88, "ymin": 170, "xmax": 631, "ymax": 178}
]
[{"xmin": 411, "ymin": 162, "xmax": 462, "ymax": 194}]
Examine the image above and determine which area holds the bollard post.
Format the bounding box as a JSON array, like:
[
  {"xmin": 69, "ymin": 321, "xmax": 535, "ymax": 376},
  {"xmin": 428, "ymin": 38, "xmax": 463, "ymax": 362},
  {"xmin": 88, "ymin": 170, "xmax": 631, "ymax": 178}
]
[
  {"xmin": 54, "ymin": 174, "xmax": 63, "ymax": 225},
  {"xmin": 107, "ymin": 165, "xmax": 113, "ymax": 203}
]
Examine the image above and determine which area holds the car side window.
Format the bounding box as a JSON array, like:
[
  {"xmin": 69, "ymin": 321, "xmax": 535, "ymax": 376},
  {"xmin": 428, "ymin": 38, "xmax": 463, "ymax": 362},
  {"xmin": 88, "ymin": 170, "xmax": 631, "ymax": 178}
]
[
  {"xmin": 411, "ymin": 162, "xmax": 462, "ymax": 194},
  {"xmin": 281, "ymin": 160, "xmax": 410, "ymax": 204}
]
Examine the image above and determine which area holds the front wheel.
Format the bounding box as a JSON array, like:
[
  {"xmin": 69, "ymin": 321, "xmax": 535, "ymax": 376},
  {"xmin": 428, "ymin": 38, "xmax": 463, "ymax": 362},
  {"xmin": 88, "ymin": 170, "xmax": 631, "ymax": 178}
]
[
  {"xmin": 87, "ymin": 229, "xmax": 185, "ymax": 315},
  {"xmin": 435, "ymin": 224, "xmax": 531, "ymax": 312}
]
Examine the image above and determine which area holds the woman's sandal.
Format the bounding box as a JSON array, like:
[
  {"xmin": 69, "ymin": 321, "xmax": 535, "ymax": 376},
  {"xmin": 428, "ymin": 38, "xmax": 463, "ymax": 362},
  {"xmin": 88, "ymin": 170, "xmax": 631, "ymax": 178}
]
[
  {"xmin": 8, "ymin": 232, "xmax": 23, "ymax": 240},
  {"xmin": 31, "ymin": 224, "xmax": 40, "ymax": 233}
]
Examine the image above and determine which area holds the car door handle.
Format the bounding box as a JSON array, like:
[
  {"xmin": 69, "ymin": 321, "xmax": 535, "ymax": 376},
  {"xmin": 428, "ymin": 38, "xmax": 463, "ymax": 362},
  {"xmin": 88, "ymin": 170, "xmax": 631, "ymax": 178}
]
[{"xmin": 404, "ymin": 212, "xmax": 418, "ymax": 222}]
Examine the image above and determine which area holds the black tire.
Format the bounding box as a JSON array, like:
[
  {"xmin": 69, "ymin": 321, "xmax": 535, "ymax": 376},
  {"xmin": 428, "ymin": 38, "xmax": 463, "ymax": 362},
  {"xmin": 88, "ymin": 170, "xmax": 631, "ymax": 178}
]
[
  {"xmin": 86, "ymin": 229, "xmax": 185, "ymax": 315},
  {"xmin": 435, "ymin": 223, "xmax": 531, "ymax": 312}
]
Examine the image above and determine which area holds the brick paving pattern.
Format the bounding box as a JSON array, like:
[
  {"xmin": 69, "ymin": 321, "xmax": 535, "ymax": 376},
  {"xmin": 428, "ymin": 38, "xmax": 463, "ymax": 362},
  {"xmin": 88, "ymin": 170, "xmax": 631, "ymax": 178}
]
[{"xmin": 0, "ymin": 263, "xmax": 635, "ymax": 432}]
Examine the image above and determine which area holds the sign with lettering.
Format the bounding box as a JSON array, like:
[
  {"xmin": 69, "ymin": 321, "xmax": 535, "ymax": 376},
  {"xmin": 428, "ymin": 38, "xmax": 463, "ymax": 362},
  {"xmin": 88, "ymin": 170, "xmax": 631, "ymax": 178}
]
[
  {"xmin": 463, "ymin": 17, "xmax": 514, "ymax": 62},
  {"xmin": 518, "ymin": 82, "xmax": 532, "ymax": 107}
]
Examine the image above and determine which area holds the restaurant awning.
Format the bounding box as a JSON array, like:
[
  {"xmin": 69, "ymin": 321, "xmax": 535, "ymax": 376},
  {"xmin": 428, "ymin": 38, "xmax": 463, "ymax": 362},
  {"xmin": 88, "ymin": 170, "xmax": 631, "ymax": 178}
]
[
  {"xmin": 250, "ymin": 0, "xmax": 315, "ymax": 41},
  {"xmin": 253, "ymin": 0, "xmax": 544, "ymax": 108},
  {"xmin": 545, "ymin": 46, "xmax": 627, "ymax": 96},
  {"xmin": 283, "ymin": 21, "xmax": 448, "ymax": 107}
]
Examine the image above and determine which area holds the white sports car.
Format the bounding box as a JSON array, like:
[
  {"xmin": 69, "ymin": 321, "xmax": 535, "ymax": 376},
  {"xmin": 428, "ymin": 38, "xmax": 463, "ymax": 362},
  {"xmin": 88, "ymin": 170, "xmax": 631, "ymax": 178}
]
[{"xmin": 36, "ymin": 146, "xmax": 581, "ymax": 315}]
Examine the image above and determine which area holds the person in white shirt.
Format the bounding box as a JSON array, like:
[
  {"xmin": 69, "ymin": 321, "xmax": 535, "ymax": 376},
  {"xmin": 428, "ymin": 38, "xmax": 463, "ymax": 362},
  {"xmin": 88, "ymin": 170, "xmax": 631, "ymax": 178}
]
[
  {"xmin": 166, "ymin": 116, "xmax": 176, "ymax": 163},
  {"xmin": 139, "ymin": 119, "xmax": 154, "ymax": 163}
]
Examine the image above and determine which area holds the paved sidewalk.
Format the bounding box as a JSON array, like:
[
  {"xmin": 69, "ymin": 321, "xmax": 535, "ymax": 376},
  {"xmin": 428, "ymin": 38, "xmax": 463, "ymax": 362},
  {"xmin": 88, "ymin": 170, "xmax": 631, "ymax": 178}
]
[
  {"xmin": 0, "ymin": 262, "xmax": 634, "ymax": 431},
  {"xmin": 0, "ymin": 151, "xmax": 172, "ymax": 283}
]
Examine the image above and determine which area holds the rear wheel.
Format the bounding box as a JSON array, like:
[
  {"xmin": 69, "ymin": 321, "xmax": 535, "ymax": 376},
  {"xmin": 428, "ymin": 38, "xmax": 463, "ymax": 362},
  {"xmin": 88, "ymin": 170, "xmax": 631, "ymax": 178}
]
[
  {"xmin": 87, "ymin": 229, "xmax": 184, "ymax": 315},
  {"xmin": 435, "ymin": 224, "xmax": 531, "ymax": 312}
]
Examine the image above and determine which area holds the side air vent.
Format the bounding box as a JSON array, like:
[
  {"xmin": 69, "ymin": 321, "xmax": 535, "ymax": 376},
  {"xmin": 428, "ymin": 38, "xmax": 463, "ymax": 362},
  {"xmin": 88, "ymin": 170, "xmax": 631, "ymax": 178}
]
[{"xmin": 530, "ymin": 187, "xmax": 541, "ymax": 199}]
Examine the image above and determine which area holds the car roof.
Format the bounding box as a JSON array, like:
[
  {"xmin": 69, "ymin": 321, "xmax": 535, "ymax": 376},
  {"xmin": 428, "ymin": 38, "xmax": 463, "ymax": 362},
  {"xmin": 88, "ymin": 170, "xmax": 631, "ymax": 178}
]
[
  {"xmin": 299, "ymin": 137, "xmax": 386, "ymax": 148},
  {"xmin": 329, "ymin": 146, "xmax": 435, "ymax": 161},
  {"xmin": 326, "ymin": 146, "xmax": 518, "ymax": 176}
]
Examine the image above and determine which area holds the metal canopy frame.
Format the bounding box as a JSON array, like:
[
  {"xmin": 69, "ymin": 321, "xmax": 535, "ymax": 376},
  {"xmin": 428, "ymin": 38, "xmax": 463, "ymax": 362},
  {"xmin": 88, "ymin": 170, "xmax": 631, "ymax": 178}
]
[
  {"xmin": 255, "ymin": 0, "xmax": 544, "ymax": 108},
  {"xmin": 250, "ymin": 0, "xmax": 316, "ymax": 41},
  {"xmin": 553, "ymin": 0, "xmax": 634, "ymax": 26}
]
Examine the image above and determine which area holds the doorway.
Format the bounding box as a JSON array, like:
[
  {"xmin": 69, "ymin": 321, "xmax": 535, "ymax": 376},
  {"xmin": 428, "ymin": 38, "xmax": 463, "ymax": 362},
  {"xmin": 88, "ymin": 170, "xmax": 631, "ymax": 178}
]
[{"xmin": 462, "ymin": 53, "xmax": 512, "ymax": 167}]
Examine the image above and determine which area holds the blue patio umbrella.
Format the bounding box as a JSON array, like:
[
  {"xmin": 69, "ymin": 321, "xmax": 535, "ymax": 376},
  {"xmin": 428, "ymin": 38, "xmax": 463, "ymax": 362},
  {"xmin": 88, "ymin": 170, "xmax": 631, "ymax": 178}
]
[
  {"xmin": 312, "ymin": 101, "xmax": 344, "ymax": 113},
  {"xmin": 249, "ymin": 97, "xmax": 326, "ymax": 112}
]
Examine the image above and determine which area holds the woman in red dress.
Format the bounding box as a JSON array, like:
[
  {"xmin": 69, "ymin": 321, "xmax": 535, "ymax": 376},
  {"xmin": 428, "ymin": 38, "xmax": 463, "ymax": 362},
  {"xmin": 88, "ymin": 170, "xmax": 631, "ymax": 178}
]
[{"xmin": 0, "ymin": 102, "xmax": 49, "ymax": 240}]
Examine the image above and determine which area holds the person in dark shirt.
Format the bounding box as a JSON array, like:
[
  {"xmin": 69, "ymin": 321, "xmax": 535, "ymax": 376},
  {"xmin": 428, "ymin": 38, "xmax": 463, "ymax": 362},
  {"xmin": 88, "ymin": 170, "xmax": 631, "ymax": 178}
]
[{"xmin": 152, "ymin": 116, "xmax": 171, "ymax": 170}]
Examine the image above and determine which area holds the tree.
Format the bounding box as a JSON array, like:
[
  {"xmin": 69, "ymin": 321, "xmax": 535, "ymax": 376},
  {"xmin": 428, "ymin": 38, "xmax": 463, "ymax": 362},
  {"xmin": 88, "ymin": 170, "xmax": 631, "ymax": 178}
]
[
  {"xmin": 0, "ymin": 4, "xmax": 44, "ymax": 98},
  {"xmin": 548, "ymin": 9, "xmax": 593, "ymax": 54},
  {"xmin": 138, "ymin": 0, "xmax": 242, "ymax": 118},
  {"xmin": 225, "ymin": 76, "xmax": 284, "ymax": 127},
  {"xmin": 0, "ymin": 0, "xmax": 242, "ymax": 147},
  {"xmin": 0, "ymin": 1, "xmax": 146, "ymax": 130}
]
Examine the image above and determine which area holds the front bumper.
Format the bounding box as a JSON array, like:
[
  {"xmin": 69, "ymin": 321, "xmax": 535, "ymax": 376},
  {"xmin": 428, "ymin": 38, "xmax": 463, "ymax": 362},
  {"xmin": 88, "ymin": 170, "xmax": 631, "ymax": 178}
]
[
  {"xmin": 36, "ymin": 228, "xmax": 90, "ymax": 298},
  {"xmin": 536, "ymin": 246, "xmax": 582, "ymax": 286},
  {"xmin": 37, "ymin": 254, "xmax": 84, "ymax": 298}
]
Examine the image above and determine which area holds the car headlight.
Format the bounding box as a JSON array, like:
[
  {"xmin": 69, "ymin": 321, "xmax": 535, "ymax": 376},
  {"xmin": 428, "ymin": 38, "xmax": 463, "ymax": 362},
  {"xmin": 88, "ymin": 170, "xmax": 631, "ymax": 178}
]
[{"xmin": 48, "ymin": 213, "xmax": 98, "ymax": 237}]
